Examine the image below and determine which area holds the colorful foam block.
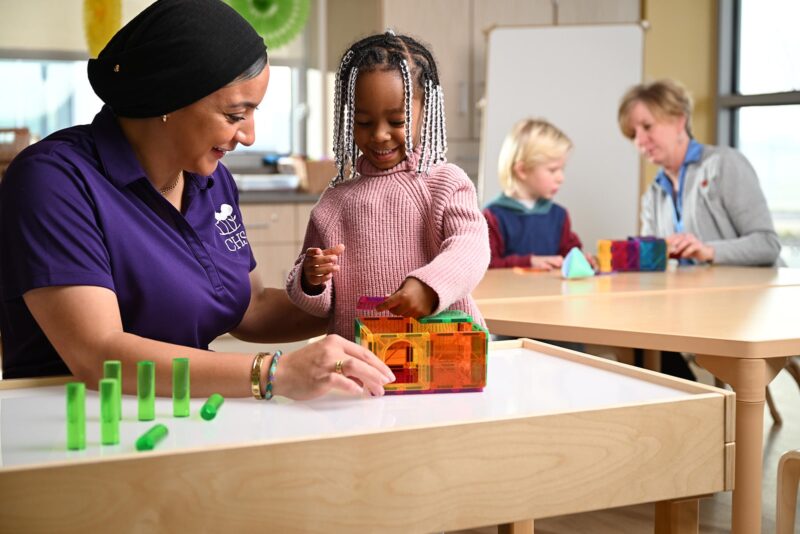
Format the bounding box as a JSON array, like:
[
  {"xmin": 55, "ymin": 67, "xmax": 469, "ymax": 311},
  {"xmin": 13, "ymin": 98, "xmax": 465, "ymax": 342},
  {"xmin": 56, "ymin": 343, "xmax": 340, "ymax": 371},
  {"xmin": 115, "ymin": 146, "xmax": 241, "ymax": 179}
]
[
  {"xmin": 598, "ymin": 236, "xmax": 667, "ymax": 273},
  {"xmin": 355, "ymin": 310, "xmax": 487, "ymax": 394},
  {"xmin": 597, "ymin": 240, "xmax": 613, "ymax": 273},
  {"xmin": 638, "ymin": 237, "xmax": 668, "ymax": 271}
]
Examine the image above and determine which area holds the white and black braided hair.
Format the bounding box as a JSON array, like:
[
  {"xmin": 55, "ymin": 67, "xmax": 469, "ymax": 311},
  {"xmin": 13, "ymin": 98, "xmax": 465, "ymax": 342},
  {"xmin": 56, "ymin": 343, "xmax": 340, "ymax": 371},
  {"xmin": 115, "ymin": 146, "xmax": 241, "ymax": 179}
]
[{"xmin": 330, "ymin": 30, "xmax": 448, "ymax": 186}]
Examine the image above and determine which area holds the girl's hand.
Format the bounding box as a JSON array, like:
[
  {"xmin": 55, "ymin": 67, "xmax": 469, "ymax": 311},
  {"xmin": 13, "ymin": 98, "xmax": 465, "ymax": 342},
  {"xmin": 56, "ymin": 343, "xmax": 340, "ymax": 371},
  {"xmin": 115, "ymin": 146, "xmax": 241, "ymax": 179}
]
[
  {"xmin": 272, "ymin": 334, "xmax": 395, "ymax": 400},
  {"xmin": 530, "ymin": 255, "xmax": 563, "ymax": 270},
  {"xmin": 375, "ymin": 277, "xmax": 438, "ymax": 318},
  {"xmin": 302, "ymin": 244, "xmax": 345, "ymax": 288},
  {"xmin": 666, "ymin": 233, "xmax": 714, "ymax": 263}
]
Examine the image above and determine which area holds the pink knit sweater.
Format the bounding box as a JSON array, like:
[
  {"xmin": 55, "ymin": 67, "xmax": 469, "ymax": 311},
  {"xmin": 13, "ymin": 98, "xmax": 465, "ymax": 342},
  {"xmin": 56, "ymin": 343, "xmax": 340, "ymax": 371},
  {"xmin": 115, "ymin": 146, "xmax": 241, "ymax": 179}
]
[{"xmin": 286, "ymin": 151, "xmax": 490, "ymax": 340}]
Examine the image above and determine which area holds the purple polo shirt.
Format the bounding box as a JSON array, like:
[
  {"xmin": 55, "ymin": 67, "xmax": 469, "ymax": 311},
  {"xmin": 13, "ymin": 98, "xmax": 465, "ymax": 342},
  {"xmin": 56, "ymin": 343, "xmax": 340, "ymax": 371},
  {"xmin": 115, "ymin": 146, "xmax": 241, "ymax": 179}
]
[{"xmin": 0, "ymin": 106, "xmax": 255, "ymax": 378}]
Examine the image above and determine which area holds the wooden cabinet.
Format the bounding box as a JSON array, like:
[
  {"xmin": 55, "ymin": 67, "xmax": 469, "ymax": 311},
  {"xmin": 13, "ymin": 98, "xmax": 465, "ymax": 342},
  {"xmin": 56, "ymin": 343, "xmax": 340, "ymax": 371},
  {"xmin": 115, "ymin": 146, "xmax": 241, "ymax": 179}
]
[
  {"xmin": 240, "ymin": 202, "xmax": 316, "ymax": 289},
  {"xmin": 295, "ymin": 202, "xmax": 315, "ymax": 243},
  {"xmin": 241, "ymin": 204, "xmax": 294, "ymax": 243}
]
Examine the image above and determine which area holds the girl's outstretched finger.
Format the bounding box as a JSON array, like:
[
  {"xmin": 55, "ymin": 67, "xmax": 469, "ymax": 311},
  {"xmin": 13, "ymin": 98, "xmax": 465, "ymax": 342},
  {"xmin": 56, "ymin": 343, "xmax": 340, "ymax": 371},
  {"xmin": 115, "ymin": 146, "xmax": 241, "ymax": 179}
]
[{"xmin": 374, "ymin": 292, "xmax": 398, "ymax": 313}]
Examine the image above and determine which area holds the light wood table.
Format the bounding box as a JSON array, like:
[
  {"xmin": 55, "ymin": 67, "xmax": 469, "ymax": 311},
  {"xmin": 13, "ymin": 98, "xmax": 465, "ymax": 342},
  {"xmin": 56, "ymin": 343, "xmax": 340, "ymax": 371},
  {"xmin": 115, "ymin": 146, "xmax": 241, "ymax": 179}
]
[
  {"xmin": 473, "ymin": 265, "xmax": 800, "ymax": 303},
  {"xmin": 0, "ymin": 340, "xmax": 732, "ymax": 533},
  {"xmin": 477, "ymin": 285, "xmax": 800, "ymax": 534},
  {"xmin": 476, "ymin": 265, "xmax": 800, "ymax": 370}
]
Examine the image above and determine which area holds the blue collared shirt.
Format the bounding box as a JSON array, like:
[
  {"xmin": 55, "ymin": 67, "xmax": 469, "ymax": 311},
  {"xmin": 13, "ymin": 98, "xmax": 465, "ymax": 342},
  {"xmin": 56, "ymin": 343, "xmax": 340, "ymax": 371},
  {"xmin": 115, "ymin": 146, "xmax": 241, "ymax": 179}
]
[
  {"xmin": 654, "ymin": 139, "xmax": 703, "ymax": 233},
  {"xmin": 0, "ymin": 106, "xmax": 255, "ymax": 378}
]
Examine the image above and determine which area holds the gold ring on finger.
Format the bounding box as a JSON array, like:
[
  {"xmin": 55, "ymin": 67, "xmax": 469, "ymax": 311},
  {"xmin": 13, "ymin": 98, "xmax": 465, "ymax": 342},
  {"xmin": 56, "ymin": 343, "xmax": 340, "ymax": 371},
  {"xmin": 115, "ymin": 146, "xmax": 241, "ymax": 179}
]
[{"xmin": 334, "ymin": 359, "xmax": 345, "ymax": 374}]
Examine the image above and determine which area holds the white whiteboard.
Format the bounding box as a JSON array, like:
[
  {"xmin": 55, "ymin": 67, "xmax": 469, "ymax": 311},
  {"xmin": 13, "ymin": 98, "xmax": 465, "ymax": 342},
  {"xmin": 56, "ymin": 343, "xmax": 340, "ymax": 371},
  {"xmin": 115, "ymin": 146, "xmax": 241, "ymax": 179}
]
[{"xmin": 479, "ymin": 24, "xmax": 644, "ymax": 250}]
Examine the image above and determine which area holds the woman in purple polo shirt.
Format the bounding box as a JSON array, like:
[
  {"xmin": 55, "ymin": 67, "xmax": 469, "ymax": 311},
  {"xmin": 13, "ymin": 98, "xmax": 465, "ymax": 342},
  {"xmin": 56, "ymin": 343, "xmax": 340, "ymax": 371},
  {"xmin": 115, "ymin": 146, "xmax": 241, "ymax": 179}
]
[{"xmin": 0, "ymin": 0, "xmax": 394, "ymax": 399}]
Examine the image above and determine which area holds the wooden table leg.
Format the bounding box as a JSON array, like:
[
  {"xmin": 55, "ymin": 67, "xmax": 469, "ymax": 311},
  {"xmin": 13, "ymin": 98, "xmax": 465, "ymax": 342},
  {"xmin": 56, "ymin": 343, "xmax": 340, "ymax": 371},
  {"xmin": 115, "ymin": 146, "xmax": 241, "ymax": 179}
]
[
  {"xmin": 695, "ymin": 355, "xmax": 787, "ymax": 534},
  {"xmin": 498, "ymin": 519, "xmax": 534, "ymax": 534},
  {"xmin": 655, "ymin": 498, "xmax": 699, "ymax": 533},
  {"xmin": 615, "ymin": 346, "xmax": 635, "ymax": 365},
  {"xmin": 643, "ymin": 349, "xmax": 661, "ymax": 372}
]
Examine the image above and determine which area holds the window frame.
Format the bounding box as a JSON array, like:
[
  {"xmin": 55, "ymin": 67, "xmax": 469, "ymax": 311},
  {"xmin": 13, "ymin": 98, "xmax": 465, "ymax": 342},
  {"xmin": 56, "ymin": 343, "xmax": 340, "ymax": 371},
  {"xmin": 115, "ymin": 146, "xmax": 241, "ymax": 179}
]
[
  {"xmin": 716, "ymin": 0, "xmax": 800, "ymax": 146},
  {"xmin": 717, "ymin": 0, "xmax": 800, "ymax": 266}
]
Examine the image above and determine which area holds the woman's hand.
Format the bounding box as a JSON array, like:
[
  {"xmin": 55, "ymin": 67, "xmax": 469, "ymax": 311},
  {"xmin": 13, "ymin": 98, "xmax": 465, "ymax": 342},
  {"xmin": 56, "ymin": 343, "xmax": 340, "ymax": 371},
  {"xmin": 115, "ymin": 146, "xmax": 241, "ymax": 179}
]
[
  {"xmin": 272, "ymin": 335, "xmax": 395, "ymax": 400},
  {"xmin": 530, "ymin": 255, "xmax": 563, "ymax": 270},
  {"xmin": 667, "ymin": 233, "xmax": 715, "ymax": 263},
  {"xmin": 302, "ymin": 243, "xmax": 345, "ymax": 289},
  {"xmin": 375, "ymin": 277, "xmax": 438, "ymax": 318}
]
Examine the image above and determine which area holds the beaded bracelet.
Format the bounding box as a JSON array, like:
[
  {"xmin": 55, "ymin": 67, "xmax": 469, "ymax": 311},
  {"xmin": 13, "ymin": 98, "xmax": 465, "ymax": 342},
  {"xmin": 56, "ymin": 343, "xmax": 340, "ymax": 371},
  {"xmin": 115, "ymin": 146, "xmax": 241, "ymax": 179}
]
[
  {"xmin": 264, "ymin": 350, "xmax": 283, "ymax": 401},
  {"xmin": 251, "ymin": 352, "xmax": 271, "ymax": 400}
]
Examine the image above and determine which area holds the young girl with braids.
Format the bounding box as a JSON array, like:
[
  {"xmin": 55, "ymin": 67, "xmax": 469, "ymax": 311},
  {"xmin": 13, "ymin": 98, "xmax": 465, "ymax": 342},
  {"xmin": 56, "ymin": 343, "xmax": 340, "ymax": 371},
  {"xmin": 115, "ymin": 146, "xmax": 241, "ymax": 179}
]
[{"xmin": 285, "ymin": 31, "xmax": 490, "ymax": 340}]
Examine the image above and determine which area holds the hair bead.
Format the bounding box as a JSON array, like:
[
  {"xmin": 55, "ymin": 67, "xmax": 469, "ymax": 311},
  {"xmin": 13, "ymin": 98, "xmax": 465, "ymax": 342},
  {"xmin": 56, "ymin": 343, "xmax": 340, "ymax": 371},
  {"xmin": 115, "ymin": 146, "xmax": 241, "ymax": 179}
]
[{"xmin": 399, "ymin": 59, "xmax": 414, "ymax": 155}]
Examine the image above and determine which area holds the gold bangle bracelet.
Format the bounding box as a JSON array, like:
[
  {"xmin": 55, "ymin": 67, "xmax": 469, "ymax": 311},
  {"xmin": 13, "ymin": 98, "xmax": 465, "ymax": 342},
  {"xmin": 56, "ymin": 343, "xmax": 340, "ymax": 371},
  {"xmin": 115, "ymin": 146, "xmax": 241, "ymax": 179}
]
[{"xmin": 251, "ymin": 352, "xmax": 271, "ymax": 399}]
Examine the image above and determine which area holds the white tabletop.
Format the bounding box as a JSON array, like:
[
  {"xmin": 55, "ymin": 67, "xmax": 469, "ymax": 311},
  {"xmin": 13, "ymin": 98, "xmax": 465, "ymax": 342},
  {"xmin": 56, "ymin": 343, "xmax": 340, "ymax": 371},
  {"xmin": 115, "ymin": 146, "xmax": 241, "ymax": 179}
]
[{"xmin": 0, "ymin": 347, "xmax": 694, "ymax": 469}]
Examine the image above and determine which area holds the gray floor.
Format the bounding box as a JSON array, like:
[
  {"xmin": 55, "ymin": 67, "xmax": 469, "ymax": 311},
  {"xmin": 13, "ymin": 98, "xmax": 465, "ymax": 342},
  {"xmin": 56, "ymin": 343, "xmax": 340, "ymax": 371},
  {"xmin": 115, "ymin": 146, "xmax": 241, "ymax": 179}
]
[{"xmin": 214, "ymin": 336, "xmax": 800, "ymax": 532}]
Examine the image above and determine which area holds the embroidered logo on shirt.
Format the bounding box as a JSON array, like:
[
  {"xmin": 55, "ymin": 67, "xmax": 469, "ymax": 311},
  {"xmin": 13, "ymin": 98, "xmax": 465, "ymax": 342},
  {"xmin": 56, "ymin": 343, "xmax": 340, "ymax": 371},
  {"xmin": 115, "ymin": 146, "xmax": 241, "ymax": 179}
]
[{"xmin": 215, "ymin": 204, "xmax": 249, "ymax": 252}]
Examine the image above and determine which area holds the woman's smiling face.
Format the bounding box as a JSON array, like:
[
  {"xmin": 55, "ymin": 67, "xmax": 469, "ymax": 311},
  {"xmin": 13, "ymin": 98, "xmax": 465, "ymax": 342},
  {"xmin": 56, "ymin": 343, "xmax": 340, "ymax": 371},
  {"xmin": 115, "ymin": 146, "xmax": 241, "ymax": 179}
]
[{"xmin": 168, "ymin": 66, "xmax": 271, "ymax": 176}]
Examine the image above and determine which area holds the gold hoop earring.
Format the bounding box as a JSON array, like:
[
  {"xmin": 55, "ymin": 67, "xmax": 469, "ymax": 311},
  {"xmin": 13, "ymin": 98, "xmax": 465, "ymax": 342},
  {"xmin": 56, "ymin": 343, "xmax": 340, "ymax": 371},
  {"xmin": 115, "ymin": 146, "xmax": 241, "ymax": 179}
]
[{"xmin": 161, "ymin": 115, "xmax": 168, "ymax": 123}]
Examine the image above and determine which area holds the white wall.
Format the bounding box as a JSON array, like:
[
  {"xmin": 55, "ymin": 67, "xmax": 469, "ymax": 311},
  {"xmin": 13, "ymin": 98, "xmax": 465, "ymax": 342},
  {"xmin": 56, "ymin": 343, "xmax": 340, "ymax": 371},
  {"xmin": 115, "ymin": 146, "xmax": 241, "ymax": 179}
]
[{"xmin": 0, "ymin": 0, "xmax": 154, "ymax": 54}]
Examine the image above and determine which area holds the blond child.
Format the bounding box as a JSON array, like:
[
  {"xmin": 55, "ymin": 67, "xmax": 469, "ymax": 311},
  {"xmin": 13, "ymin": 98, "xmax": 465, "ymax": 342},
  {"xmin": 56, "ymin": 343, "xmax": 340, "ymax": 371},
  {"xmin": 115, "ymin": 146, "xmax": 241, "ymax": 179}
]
[{"xmin": 483, "ymin": 118, "xmax": 595, "ymax": 270}]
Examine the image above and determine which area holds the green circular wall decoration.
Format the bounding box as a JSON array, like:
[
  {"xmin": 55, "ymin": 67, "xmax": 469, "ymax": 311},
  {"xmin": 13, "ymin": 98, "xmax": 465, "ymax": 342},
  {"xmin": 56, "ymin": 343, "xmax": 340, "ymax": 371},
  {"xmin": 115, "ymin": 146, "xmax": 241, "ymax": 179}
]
[{"xmin": 227, "ymin": 0, "xmax": 311, "ymax": 50}]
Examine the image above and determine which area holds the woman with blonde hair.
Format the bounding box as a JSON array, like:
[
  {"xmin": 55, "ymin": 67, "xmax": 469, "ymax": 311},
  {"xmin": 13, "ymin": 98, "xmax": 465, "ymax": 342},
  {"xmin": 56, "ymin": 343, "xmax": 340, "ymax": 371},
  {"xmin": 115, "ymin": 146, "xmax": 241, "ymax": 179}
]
[{"xmin": 618, "ymin": 78, "xmax": 780, "ymax": 266}]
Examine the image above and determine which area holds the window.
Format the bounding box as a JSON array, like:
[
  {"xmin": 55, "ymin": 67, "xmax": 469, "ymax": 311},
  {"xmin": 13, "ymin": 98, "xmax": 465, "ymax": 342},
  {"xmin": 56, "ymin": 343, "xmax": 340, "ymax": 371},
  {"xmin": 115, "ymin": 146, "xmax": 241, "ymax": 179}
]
[
  {"xmin": 0, "ymin": 58, "xmax": 296, "ymax": 156},
  {"xmin": 241, "ymin": 65, "xmax": 293, "ymax": 155},
  {"xmin": 737, "ymin": 1, "xmax": 800, "ymax": 95},
  {"xmin": 718, "ymin": 0, "xmax": 800, "ymax": 266},
  {"xmin": 0, "ymin": 58, "xmax": 101, "ymax": 142}
]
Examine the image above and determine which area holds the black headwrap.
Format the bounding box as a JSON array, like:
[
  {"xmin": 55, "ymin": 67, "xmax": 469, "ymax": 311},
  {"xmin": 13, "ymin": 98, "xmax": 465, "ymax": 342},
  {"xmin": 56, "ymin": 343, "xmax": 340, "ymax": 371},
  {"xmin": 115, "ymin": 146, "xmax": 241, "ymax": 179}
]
[{"xmin": 88, "ymin": 0, "xmax": 267, "ymax": 118}]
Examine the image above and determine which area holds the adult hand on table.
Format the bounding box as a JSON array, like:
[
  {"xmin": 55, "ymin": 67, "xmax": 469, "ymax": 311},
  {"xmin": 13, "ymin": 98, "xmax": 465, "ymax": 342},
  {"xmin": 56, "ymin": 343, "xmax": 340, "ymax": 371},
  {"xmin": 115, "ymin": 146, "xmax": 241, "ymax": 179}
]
[
  {"xmin": 272, "ymin": 334, "xmax": 395, "ymax": 400},
  {"xmin": 667, "ymin": 232, "xmax": 715, "ymax": 263}
]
